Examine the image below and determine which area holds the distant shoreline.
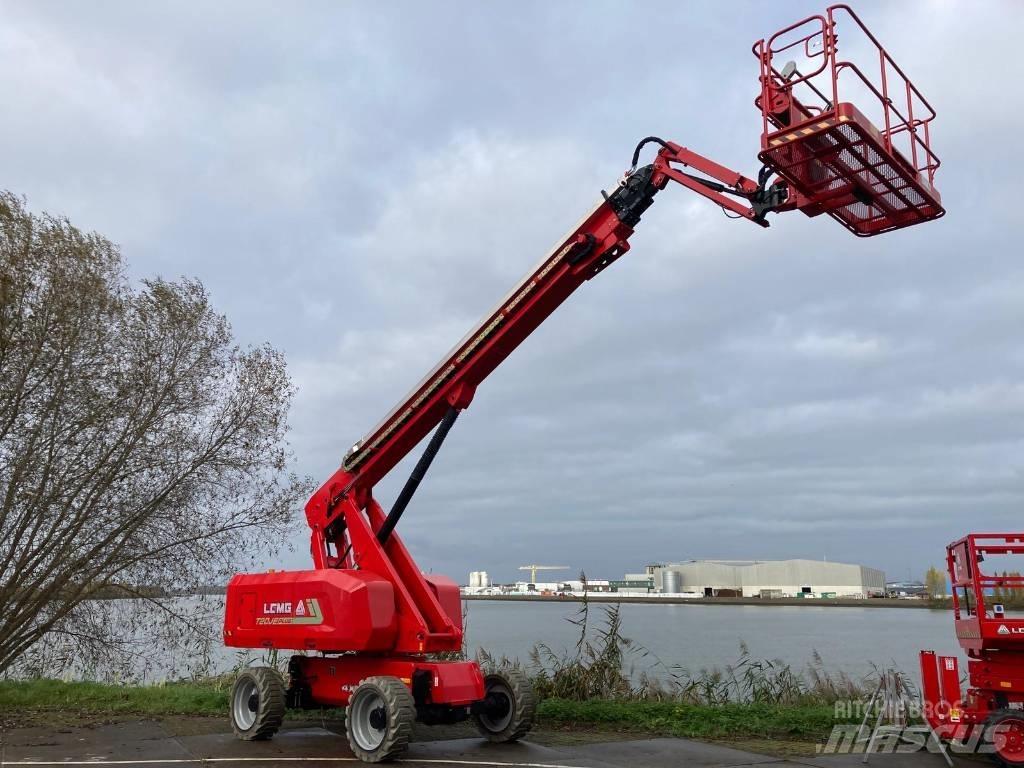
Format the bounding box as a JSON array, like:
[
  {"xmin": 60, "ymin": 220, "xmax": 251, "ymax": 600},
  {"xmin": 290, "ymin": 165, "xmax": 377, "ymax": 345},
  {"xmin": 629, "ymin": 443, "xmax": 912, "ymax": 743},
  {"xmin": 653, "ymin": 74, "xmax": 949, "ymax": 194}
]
[{"xmin": 463, "ymin": 594, "xmax": 940, "ymax": 609}]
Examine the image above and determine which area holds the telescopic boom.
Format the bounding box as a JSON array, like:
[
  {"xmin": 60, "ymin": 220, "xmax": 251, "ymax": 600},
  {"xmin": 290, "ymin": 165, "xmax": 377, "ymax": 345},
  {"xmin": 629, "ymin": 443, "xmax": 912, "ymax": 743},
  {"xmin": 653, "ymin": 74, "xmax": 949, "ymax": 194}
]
[{"xmin": 303, "ymin": 140, "xmax": 788, "ymax": 568}]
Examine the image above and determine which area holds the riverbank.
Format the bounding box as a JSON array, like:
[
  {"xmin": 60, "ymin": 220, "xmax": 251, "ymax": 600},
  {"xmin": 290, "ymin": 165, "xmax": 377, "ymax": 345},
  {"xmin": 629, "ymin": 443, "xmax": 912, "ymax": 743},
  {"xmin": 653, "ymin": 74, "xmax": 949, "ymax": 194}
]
[
  {"xmin": 464, "ymin": 593, "xmax": 939, "ymax": 609},
  {"xmin": 0, "ymin": 679, "xmax": 857, "ymax": 750}
]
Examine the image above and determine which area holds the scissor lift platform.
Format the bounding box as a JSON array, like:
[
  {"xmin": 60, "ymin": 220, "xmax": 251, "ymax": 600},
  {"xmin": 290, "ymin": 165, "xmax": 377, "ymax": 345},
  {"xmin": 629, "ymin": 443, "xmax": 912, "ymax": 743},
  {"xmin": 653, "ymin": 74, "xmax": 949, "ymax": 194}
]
[
  {"xmin": 920, "ymin": 534, "xmax": 1024, "ymax": 767},
  {"xmin": 754, "ymin": 5, "xmax": 944, "ymax": 236}
]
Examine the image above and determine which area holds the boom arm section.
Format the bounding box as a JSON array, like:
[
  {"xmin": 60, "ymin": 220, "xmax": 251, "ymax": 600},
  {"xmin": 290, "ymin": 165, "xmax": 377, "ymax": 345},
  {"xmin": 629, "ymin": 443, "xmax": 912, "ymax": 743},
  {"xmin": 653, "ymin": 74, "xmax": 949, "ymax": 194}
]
[{"xmin": 304, "ymin": 141, "xmax": 788, "ymax": 570}]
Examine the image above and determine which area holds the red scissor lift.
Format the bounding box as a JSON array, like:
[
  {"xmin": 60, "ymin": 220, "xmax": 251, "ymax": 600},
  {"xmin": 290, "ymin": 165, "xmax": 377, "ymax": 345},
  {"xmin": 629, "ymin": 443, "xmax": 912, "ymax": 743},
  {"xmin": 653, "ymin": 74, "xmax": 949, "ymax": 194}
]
[
  {"xmin": 222, "ymin": 6, "xmax": 945, "ymax": 763},
  {"xmin": 921, "ymin": 534, "xmax": 1024, "ymax": 766},
  {"xmin": 753, "ymin": 5, "xmax": 943, "ymax": 236}
]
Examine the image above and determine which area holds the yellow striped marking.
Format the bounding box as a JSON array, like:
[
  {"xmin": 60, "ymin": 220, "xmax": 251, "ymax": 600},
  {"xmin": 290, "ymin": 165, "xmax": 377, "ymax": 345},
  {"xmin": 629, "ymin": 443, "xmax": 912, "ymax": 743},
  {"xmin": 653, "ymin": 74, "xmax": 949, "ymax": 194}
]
[{"xmin": 773, "ymin": 118, "xmax": 831, "ymax": 146}]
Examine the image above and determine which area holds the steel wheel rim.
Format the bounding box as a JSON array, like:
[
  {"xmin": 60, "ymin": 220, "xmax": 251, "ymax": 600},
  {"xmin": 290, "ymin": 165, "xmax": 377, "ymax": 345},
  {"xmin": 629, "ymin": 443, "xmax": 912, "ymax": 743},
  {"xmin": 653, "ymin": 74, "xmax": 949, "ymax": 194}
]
[
  {"xmin": 351, "ymin": 690, "xmax": 387, "ymax": 750},
  {"xmin": 995, "ymin": 719, "xmax": 1024, "ymax": 762},
  {"xmin": 480, "ymin": 680, "xmax": 514, "ymax": 732},
  {"xmin": 233, "ymin": 678, "xmax": 259, "ymax": 731}
]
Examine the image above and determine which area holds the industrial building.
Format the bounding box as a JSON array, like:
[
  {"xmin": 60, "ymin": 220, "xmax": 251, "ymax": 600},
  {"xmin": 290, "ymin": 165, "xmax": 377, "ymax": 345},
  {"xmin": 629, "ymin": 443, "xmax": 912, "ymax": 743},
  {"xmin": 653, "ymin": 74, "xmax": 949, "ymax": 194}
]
[
  {"xmin": 650, "ymin": 559, "xmax": 885, "ymax": 599},
  {"xmin": 460, "ymin": 560, "xmax": 885, "ymax": 600}
]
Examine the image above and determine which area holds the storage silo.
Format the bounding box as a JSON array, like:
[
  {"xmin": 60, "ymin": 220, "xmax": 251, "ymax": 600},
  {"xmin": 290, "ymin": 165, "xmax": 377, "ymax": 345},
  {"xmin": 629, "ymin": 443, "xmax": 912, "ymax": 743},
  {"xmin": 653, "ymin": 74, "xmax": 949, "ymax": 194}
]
[
  {"xmin": 662, "ymin": 570, "xmax": 682, "ymax": 594},
  {"xmin": 480, "ymin": 571, "xmax": 490, "ymax": 588}
]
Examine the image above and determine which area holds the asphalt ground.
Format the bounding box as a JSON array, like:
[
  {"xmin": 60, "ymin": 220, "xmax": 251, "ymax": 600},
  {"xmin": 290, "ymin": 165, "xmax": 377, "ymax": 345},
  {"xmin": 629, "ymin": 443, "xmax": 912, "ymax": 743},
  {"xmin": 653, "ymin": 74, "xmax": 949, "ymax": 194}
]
[{"xmin": 0, "ymin": 718, "xmax": 965, "ymax": 768}]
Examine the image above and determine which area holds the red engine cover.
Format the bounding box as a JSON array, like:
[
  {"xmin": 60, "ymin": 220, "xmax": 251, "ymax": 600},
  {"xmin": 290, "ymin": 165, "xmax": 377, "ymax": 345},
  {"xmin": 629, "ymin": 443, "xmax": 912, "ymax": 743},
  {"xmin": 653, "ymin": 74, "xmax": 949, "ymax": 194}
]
[{"xmin": 224, "ymin": 569, "xmax": 397, "ymax": 652}]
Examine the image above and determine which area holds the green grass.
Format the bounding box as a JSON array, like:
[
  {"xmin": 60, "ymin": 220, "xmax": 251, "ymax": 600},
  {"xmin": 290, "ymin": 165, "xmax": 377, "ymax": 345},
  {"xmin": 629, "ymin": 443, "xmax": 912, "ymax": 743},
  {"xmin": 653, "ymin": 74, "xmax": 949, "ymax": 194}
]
[
  {"xmin": 537, "ymin": 698, "xmax": 857, "ymax": 740},
  {"xmin": 1, "ymin": 679, "xmax": 854, "ymax": 743},
  {"xmin": 0, "ymin": 678, "xmax": 229, "ymax": 716}
]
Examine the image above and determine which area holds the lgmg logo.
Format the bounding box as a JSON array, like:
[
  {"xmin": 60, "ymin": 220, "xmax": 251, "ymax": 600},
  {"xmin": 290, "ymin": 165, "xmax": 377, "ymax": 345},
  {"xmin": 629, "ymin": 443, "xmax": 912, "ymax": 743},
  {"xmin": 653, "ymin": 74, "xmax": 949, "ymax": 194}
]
[{"xmin": 255, "ymin": 598, "xmax": 324, "ymax": 626}]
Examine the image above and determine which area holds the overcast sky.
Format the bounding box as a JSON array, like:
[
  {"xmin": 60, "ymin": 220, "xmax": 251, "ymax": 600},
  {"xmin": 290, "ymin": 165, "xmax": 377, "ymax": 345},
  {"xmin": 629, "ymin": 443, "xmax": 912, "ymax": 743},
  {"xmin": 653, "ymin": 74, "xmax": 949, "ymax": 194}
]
[{"xmin": 3, "ymin": 1, "xmax": 1022, "ymax": 585}]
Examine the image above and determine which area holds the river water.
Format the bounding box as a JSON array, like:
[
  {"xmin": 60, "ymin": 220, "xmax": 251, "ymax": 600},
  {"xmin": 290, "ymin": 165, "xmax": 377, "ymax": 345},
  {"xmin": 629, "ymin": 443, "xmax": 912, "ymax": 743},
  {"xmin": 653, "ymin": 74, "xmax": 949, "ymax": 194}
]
[
  {"xmin": 90, "ymin": 597, "xmax": 965, "ymax": 684},
  {"xmin": 461, "ymin": 600, "xmax": 963, "ymax": 681}
]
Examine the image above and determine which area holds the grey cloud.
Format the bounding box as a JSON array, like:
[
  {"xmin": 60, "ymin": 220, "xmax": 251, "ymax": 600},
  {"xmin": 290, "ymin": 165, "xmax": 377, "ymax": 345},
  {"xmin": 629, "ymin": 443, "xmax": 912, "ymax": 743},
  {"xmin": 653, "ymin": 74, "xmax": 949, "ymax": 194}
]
[{"xmin": 2, "ymin": 1, "xmax": 1022, "ymax": 586}]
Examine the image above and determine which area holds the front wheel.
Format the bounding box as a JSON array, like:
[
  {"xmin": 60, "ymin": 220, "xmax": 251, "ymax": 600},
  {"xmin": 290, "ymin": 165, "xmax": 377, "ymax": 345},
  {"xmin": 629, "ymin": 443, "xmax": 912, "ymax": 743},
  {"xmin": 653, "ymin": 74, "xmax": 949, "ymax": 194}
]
[
  {"xmin": 472, "ymin": 667, "xmax": 535, "ymax": 743},
  {"xmin": 345, "ymin": 676, "xmax": 415, "ymax": 763},
  {"xmin": 230, "ymin": 666, "xmax": 285, "ymax": 741},
  {"xmin": 989, "ymin": 710, "xmax": 1024, "ymax": 768}
]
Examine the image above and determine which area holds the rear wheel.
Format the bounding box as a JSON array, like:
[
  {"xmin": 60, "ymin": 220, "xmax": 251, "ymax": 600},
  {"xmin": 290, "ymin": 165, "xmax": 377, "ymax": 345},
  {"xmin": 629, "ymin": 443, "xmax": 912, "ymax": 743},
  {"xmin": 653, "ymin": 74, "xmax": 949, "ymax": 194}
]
[
  {"xmin": 230, "ymin": 667, "xmax": 285, "ymax": 741},
  {"xmin": 989, "ymin": 710, "xmax": 1024, "ymax": 767},
  {"xmin": 345, "ymin": 676, "xmax": 415, "ymax": 763},
  {"xmin": 472, "ymin": 667, "xmax": 535, "ymax": 743}
]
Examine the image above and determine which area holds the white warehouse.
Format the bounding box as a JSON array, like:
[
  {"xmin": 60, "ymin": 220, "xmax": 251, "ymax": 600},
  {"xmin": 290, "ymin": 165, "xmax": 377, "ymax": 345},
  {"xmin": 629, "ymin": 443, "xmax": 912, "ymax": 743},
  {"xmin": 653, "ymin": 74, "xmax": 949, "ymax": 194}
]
[{"xmin": 652, "ymin": 559, "xmax": 885, "ymax": 599}]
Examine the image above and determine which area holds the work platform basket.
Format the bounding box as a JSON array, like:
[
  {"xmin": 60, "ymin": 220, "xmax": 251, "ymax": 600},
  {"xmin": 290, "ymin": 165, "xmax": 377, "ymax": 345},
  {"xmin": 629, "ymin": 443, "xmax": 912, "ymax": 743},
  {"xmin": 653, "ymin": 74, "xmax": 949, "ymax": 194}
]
[{"xmin": 754, "ymin": 5, "xmax": 943, "ymax": 237}]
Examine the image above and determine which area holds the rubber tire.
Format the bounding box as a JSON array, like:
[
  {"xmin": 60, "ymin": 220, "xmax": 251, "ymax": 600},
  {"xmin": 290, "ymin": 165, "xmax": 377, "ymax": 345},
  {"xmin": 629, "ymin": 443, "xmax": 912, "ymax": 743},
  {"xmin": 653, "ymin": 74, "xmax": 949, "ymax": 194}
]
[
  {"xmin": 988, "ymin": 710, "xmax": 1024, "ymax": 768},
  {"xmin": 230, "ymin": 667, "xmax": 285, "ymax": 741},
  {"xmin": 472, "ymin": 667, "xmax": 536, "ymax": 743},
  {"xmin": 345, "ymin": 676, "xmax": 415, "ymax": 763}
]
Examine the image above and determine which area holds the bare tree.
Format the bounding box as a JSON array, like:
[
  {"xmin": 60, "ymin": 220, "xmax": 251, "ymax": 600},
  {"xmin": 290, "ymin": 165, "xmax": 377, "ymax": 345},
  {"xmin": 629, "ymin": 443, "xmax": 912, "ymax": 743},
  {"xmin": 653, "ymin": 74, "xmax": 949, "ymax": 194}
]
[{"xmin": 0, "ymin": 191, "xmax": 310, "ymax": 676}]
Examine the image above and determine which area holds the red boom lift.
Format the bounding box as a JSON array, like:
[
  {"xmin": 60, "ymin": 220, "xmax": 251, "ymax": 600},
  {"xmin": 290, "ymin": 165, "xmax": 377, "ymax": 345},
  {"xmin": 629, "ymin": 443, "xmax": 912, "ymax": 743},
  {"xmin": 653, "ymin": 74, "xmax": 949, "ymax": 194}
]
[
  {"xmin": 921, "ymin": 534, "xmax": 1024, "ymax": 767},
  {"xmin": 223, "ymin": 6, "xmax": 944, "ymax": 761}
]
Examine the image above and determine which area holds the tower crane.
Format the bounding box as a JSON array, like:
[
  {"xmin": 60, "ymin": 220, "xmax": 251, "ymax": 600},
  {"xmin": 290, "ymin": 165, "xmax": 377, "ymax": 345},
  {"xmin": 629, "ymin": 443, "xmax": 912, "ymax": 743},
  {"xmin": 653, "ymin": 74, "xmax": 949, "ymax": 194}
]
[{"xmin": 222, "ymin": 6, "xmax": 944, "ymax": 762}]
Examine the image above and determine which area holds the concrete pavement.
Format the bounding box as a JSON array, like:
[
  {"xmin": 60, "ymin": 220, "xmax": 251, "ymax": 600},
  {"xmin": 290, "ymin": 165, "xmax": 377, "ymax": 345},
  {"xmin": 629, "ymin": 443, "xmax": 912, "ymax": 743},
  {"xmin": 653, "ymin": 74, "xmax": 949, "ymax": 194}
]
[{"xmin": 0, "ymin": 720, "xmax": 964, "ymax": 768}]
